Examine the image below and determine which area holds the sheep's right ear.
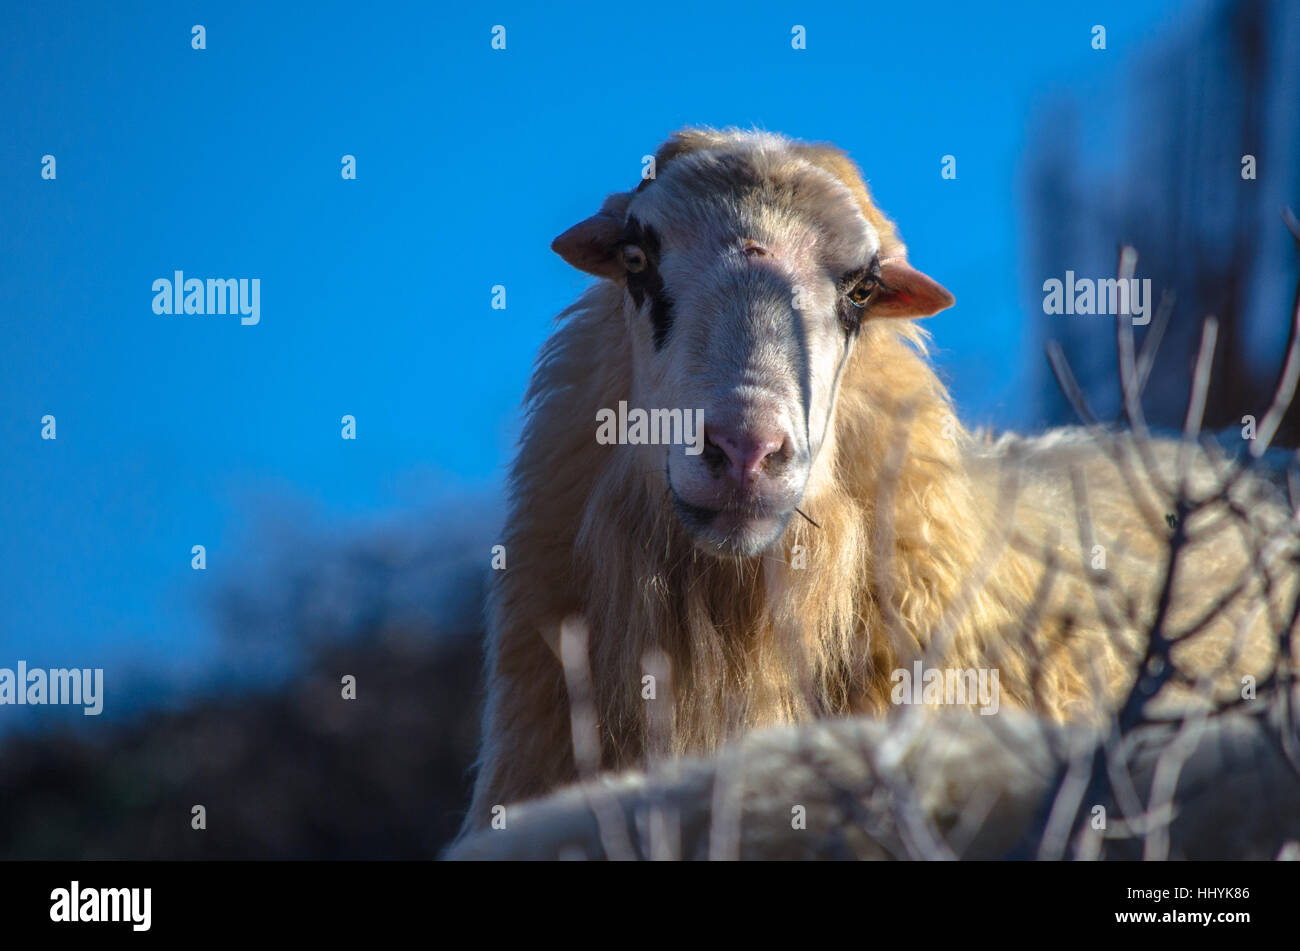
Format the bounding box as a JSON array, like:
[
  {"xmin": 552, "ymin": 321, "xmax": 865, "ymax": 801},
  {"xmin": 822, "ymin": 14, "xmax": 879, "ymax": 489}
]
[
  {"xmin": 552, "ymin": 193, "xmax": 631, "ymax": 281},
  {"xmin": 875, "ymin": 258, "xmax": 955, "ymax": 318}
]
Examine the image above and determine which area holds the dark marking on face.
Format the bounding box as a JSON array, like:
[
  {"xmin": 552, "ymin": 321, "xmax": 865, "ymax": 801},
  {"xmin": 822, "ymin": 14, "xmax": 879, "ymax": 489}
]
[
  {"xmin": 835, "ymin": 254, "xmax": 883, "ymax": 337},
  {"xmin": 622, "ymin": 219, "xmax": 675, "ymax": 349},
  {"xmin": 650, "ymin": 292, "xmax": 676, "ymax": 349}
]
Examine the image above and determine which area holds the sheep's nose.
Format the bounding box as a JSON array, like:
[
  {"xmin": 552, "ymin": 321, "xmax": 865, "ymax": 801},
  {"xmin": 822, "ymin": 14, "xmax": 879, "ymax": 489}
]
[{"xmin": 704, "ymin": 425, "xmax": 792, "ymax": 485}]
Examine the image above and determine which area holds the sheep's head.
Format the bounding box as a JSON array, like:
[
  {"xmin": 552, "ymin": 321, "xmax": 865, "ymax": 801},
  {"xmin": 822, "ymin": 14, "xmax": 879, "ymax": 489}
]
[{"xmin": 554, "ymin": 129, "xmax": 954, "ymax": 558}]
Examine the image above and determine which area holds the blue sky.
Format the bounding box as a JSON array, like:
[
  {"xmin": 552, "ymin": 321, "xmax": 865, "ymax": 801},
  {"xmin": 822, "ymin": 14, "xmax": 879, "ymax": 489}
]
[{"xmin": 0, "ymin": 0, "xmax": 1197, "ymax": 714}]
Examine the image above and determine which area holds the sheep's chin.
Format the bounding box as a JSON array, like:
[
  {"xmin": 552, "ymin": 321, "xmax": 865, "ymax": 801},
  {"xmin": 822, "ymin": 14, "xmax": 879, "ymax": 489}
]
[{"xmin": 670, "ymin": 492, "xmax": 793, "ymax": 559}]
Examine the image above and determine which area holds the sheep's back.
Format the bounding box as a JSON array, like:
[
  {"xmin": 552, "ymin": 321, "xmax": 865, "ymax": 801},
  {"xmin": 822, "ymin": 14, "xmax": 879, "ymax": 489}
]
[{"xmin": 959, "ymin": 426, "xmax": 1296, "ymax": 715}]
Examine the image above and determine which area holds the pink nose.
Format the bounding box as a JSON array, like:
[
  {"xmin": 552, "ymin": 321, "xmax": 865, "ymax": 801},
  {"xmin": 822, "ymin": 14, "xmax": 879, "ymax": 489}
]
[{"xmin": 706, "ymin": 425, "xmax": 791, "ymax": 485}]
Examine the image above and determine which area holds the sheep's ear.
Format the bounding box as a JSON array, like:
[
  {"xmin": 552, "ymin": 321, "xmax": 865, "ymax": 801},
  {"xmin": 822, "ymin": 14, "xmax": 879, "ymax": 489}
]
[
  {"xmin": 552, "ymin": 193, "xmax": 631, "ymax": 281},
  {"xmin": 875, "ymin": 259, "xmax": 955, "ymax": 318}
]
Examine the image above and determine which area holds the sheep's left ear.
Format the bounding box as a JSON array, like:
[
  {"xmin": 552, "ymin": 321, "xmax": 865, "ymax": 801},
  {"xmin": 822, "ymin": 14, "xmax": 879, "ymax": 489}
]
[
  {"xmin": 875, "ymin": 259, "xmax": 955, "ymax": 318},
  {"xmin": 551, "ymin": 192, "xmax": 631, "ymax": 281}
]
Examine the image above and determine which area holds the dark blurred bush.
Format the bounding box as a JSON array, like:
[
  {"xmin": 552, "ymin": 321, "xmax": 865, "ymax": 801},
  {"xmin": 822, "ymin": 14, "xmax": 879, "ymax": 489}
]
[
  {"xmin": 0, "ymin": 628, "xmax": 483, "ymax": 860},
  {"xmin": 1024, "ymin": 0, "xmax": 1300, "ymax": 441},
  {"xmin": 0, "ymin": 504, "xmax": 495, "ymax": 859}
]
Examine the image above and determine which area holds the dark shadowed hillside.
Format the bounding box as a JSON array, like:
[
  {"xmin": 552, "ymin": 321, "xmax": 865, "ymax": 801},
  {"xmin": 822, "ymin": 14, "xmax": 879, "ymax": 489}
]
[
  {"xmin": 0, "ymin": 508, "xmax": 494, "ymax": 859},
  {"xmin": 0, "ymin": 629, "xmax": 483, "ymax": 859}
]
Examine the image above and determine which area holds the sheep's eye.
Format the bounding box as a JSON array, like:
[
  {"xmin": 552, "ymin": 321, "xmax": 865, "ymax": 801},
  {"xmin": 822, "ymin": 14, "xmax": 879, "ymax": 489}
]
[
  {"xmin": 847, "ymin": 278, "xmax": 876, "ymax": 308},
  {"xmin": 623, "ymin": 245, "xmax": 647, "ymax": 273}
]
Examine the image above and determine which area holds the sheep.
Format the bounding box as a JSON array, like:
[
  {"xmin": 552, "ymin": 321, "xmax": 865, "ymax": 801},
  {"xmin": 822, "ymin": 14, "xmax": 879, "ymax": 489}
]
[
  {"xmin": 449, "ymin": 704, "xmax": 1300, "ymax": 860},
  {"xmin": 460, "ymin": 127, "xmax": 1297, "ymax": 836}
]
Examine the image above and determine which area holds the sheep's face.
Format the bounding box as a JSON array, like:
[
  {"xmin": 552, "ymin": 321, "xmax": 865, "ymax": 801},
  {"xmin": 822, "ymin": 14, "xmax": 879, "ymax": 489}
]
[{"xmin": 554, "ymin": 135, "xmax": 953, "ymax": 558}]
